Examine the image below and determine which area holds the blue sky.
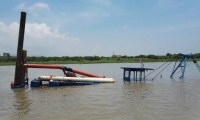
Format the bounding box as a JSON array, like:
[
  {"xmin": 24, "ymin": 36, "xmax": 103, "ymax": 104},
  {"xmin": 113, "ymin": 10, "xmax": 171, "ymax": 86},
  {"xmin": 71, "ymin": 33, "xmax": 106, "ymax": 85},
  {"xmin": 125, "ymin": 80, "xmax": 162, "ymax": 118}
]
[{"xmin": 0, "ymin": 0, "xmax": 200, "ymax": 57}]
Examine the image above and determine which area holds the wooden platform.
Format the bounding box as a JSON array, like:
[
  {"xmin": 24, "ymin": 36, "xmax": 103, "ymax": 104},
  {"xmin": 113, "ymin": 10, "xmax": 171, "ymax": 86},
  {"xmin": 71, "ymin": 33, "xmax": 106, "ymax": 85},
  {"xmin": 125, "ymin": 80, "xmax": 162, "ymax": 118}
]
[{"xmin": 121, "ymin": 67, "xmax": 154, "ymax": 81}]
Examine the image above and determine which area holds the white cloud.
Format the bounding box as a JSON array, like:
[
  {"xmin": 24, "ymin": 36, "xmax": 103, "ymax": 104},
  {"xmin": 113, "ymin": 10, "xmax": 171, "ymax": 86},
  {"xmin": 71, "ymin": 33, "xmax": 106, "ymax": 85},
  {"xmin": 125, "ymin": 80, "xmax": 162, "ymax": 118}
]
[
  {"xmin": 14, "ymin": 3, "xmax": 50, "ymax": 17},
  {"xmin": 0, "ymin": 22, "xmax": 80, "ymax": 56},
  {"xmin": 15, "ymin": 3, "xmax": 50, "ymax": 11},
  {"xmin": 15, "ymin": 3, "xmax": 26, "ymax": 10},
  {"xmin": 0, "ymin": 22, "xmax": 19, "ymax": 54},
  {"xmin": 28, "ymin": 3, "xmax": 50, "ymax": 11}
]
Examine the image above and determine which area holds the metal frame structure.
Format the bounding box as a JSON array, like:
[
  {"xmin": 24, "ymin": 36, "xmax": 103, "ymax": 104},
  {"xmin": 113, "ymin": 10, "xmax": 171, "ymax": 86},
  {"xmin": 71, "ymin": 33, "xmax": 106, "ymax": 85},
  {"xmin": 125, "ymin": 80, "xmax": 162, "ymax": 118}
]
[
  {"xmin": 170, "ymin": 53, "xmax": 193, "ymax": 79},
  {"xmin": 121, "ymin": 67, "xmax": 154, "ymax": 81}
]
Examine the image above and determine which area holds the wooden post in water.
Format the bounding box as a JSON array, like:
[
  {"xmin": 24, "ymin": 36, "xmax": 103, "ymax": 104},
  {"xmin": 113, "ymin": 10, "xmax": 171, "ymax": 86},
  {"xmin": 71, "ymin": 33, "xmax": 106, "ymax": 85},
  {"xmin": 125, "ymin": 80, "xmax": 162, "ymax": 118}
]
[{"xmin": 14, "ymin": 12, "xmax": 26, "ymax": 86}]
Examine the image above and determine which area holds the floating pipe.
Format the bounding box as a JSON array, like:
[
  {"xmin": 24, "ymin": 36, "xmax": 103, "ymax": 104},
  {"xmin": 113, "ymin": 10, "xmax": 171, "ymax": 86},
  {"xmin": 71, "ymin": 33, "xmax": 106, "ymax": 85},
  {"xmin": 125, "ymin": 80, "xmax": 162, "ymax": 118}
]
[
  {"xmin": 73, "ymin": 69, "xmax": 104, "ymax": 78},
  {"xmin": 23, "ymin": 64, "xmax": 62, "ymax": 69},
  {"xmin": 39, "ymin": 76, "xmax": 114, "ymax": 83},
  {"xmin": 23, "ymin": 64, "xmax": 104, "ymax": 78}
]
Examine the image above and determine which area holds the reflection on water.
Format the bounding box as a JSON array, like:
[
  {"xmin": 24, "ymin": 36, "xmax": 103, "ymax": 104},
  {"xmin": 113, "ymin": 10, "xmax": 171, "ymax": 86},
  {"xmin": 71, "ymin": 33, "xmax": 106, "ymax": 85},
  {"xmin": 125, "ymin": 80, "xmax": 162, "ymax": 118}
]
[
  {"xmin": 12, "ymin": 89, "xmax": 31, "ymax": 119},
  {"xmin": 0, "ymin": 63, "xmax": 200, "ymax": 120}
]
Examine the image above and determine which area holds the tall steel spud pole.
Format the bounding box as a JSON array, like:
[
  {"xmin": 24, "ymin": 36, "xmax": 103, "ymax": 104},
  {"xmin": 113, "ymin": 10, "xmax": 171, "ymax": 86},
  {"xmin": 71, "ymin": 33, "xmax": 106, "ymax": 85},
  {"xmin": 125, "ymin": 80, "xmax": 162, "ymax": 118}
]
[{"xmin": 14, "ymin": 12, "xmax": 26, "ymax": 86}]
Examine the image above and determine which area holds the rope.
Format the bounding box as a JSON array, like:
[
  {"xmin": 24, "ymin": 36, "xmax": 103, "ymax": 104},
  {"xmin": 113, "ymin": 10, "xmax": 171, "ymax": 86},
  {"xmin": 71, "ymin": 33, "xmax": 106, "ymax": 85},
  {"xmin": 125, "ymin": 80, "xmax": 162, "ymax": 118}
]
[
  {"xmin": 145, "ymin": 62, "xmax": 168, "ymax": 77},
  {"xmin": 193, "ymin": 60, "xmax": 200, "ymax": 72},
  {"xmin": 152, "ymin": 62, "xmax": 172, "ymax": 80},
  {"xmin": 172, "ymin": 59, "xmax": 177, "ymax": 72}
]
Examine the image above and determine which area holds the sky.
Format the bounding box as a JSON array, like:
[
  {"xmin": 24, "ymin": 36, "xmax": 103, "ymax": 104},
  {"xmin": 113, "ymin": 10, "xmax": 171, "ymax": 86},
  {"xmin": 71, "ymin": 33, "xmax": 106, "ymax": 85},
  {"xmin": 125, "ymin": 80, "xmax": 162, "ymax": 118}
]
[{"xmin": 0, "ymin": 0, "xmax": 200, "ymax": 57}]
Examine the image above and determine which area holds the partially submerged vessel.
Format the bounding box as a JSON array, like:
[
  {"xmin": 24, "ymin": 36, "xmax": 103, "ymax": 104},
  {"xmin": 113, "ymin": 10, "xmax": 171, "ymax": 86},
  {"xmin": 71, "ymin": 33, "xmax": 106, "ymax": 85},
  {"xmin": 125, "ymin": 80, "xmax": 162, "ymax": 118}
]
[
  {"xmin": 11, "ymin": 12, "xmax": 114, "ymax": 88},
  {"xmin": 26, "ymin": 64, "xmax": 115, "ymax": 87}
]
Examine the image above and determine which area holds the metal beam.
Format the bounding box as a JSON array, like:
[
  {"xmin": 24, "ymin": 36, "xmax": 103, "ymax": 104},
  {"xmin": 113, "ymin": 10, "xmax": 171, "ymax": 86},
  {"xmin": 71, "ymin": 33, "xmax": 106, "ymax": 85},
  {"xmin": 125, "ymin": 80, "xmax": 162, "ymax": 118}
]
[
  {"xmin": 14, "ymin": 12, "xmax": 26, "ymax": 85},
  {"xmin": 170, "ymin": 53, "xmax": 192, "ymax": 79}
]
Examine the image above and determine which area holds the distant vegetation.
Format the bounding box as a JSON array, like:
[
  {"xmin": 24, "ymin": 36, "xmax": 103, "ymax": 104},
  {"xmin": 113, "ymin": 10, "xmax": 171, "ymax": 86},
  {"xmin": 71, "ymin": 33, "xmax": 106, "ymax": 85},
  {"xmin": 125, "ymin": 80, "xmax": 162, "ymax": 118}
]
[{"xmin": 0, "ymin": 53, "xmax": 200, "ymax": 66}]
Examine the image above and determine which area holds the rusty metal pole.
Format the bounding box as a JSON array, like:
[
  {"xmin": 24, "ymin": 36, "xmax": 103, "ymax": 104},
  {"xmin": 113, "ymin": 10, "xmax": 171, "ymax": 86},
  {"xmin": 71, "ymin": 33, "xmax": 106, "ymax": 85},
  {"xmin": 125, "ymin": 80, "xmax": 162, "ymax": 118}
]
[{"xmin": 14, "ymin": 12, "xmax": 26, "ymax": 86}]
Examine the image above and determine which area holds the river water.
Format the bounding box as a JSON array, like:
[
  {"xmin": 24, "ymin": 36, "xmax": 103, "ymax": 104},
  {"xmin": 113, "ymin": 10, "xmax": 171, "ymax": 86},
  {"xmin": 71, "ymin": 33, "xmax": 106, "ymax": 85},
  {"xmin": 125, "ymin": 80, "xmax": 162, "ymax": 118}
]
[{"xmin": 0, "ymin": 62, "xmax": 200, "ymax": 120}]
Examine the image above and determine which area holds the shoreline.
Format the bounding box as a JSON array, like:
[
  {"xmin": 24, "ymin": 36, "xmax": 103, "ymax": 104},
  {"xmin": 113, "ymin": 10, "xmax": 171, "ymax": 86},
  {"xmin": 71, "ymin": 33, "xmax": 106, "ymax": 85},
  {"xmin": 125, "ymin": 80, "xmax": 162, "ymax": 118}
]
[{"xmin": 1, "ymin": 59, "xmax": 199, "ymax": 66}]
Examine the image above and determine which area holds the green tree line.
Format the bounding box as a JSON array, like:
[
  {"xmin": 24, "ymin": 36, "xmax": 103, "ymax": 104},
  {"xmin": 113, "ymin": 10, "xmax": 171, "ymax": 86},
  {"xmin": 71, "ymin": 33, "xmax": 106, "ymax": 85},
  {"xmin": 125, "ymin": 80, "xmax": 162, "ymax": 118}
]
[{"xmin": 0, "ymin": 53, "xmax": 200, "ymax": 64}]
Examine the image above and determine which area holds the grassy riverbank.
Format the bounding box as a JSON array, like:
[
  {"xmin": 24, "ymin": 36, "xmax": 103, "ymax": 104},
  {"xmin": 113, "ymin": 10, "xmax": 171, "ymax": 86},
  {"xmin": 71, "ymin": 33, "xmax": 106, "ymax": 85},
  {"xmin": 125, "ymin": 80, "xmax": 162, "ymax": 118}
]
[
  {"xmin": 0, "ymin": 58, "xmax": 193, "ymax": 66},
  {"xmin": 1, "ymin": 53, "xmax": 200, "ymax": 66}
]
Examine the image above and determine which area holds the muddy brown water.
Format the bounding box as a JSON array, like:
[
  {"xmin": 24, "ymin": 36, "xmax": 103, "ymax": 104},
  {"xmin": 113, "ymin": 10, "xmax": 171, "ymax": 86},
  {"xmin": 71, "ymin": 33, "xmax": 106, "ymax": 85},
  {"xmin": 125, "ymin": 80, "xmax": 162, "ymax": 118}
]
[{"xmin": 0, "ymin": 62, "xmax": 200, "ymax": 120}]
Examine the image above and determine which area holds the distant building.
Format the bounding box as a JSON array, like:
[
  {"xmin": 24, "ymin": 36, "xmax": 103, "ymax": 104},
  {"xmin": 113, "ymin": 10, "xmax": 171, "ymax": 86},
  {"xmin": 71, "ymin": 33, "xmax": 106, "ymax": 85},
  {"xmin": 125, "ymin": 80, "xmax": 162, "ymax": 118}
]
[
  {"xmin": 3, "ymin": 52, "xmax": 10, "ymax": 57},
  {"xmin": 112, "ymin": 55, "xmax": 121, "ymax": 58},
  {"xmin": 112, "ymin": 52, "xmax": 121, "ymax": 58},
  {"xmin": 84, "ymin": 56, "xmax": 93, "ymax": 58}
]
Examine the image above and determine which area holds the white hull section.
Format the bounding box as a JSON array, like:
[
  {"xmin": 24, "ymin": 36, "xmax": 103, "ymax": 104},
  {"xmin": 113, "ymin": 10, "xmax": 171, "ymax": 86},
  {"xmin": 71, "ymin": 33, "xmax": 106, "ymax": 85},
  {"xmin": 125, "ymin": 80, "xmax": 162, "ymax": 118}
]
[{"xmin": 39, "ymin": 76, "xmax": 115, "ymax": 83}]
